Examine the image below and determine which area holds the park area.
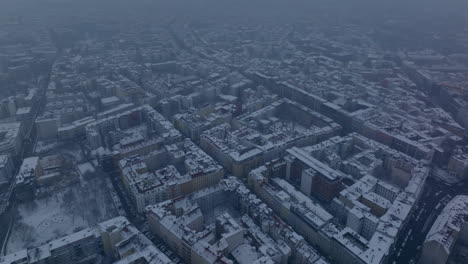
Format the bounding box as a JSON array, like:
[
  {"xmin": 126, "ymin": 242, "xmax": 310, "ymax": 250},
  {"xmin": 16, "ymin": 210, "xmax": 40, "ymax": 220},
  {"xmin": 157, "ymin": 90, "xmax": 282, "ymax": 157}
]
[{"xmin": 5, "ymin": 175, "xmax": 118, "ymax": 253}]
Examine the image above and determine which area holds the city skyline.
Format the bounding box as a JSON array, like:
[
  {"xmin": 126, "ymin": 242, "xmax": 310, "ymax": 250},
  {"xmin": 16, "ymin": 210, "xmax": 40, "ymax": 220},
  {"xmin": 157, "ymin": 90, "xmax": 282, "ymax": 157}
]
[{"xmin": 0, "ymin": 1, "xmax": 467, "ymax": 264}]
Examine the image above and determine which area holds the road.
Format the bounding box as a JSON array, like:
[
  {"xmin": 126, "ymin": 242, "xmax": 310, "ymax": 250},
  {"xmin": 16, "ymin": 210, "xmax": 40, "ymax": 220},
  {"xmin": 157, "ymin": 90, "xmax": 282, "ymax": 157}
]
[{"xmin": 388, "ymin": 176, "xmax": 468, "ymax": 263}]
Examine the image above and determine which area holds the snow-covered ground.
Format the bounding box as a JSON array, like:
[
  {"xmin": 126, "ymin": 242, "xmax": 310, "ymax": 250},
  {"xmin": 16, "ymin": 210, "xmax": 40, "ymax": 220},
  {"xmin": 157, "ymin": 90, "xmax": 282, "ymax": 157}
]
[{"xmin": 6, "ymin": 177, "xmax": 118, "ymax": 253}]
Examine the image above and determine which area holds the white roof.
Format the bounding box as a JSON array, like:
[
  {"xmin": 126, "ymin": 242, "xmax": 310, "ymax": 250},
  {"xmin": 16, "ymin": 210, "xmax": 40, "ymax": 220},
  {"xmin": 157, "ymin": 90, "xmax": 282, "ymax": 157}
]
[{"xmin": 425, "ymin": 195, "xmax": 468, "ymax": 254}]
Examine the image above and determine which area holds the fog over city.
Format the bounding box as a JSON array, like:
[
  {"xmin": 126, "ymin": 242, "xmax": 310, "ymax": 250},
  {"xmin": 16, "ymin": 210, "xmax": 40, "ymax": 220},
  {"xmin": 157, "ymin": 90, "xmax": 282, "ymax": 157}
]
[{"xmin": 0, "ymin": 1, "xmax": 467, "ymax": 264}]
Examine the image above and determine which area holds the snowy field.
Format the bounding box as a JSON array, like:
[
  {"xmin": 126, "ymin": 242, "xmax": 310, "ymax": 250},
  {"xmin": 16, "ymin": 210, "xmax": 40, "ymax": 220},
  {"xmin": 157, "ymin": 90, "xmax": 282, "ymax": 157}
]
[{"xmin": 6, "ymin": 176, "xmax": 118, "ymax": 253}]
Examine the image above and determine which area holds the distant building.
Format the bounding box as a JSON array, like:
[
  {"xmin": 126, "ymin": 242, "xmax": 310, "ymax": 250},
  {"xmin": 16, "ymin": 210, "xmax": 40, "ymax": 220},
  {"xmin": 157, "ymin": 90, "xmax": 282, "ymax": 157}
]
[
  {"xmin": 36, "ymin": 155, "xmax": 63, "ymax": 186},
  {"xmin": 14, "ymin": 157, "xmax": 41, "ymax": 201},
  {"xmin": 0, "ymin": 122, "xmax": 23, "ymax": 159},
  {"xmin": 100, "ymin": 96, "xmax": 121, "ymax": 110},
  {"xmin": 15, "ymin": 107, "xmax": 32, "ymax": 122},
  {"xmin": 35, "ymin": 116, "xmax": 59, "ymax": 140},
  {"xmin": 0, "ymin": 154, "xmax": 14, "ymax": 186},
  {"xmin": 200, "ymin": 99, "xmax": 341, "ymax": 178},
  {"xmin": 448, "ymin": 153, "xmax": 468, "ymax": 179},
  {"xmin": 86, "ymin": 104, "xmax": 181, "ymax": 150},
  {"xmin": 174, "ymin": 105, "xmax": 232, "ymax": 142}
]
